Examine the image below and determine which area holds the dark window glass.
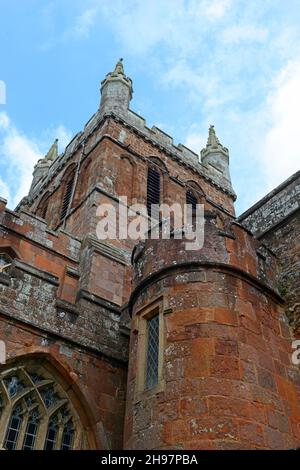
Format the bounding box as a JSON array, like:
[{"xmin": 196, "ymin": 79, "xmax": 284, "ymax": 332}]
[
  {"xmin": 22, "ymin": 411, "xmax": 39, "ymax": 450},
  {"xmin": 4, "ymin": 406, "xmax": 22, "ymax": 450},
  {"xmin": 4, "ymin": 376, "xmax": 25, "ymax": 398},
  {"xmin": 147, "ymin": 167, "xmax": 160, "ymax": 218},
  {"xmin": 41, "ymin": 387, "xmax": 58, "ymax": 409},
  {"xmin": 146, "ymin": 314, "xmax": 159, "ymax": 389},
  {"xmin": 44, "ymin": 419, "xmax": 58, "ymax": 450},
  {"xmin": 61, "ymin": 423, "xmax": 74, "ymax": 450}
]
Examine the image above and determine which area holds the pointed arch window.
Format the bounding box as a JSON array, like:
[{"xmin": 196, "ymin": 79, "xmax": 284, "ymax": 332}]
[
  {"xmin": 147, "ymin": 167, "xmax": 160, "ymax": 219},
  {"xmin": 0, "ymin": 362, "xmax": 86, "ymax": 450}
]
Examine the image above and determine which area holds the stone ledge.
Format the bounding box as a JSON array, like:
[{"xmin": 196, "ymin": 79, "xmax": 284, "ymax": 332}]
[
  {"xmin": 87, "ymin": 236, "xmax": 129, "ymax": 266},
  {"xmin": 11, "ymin": 259, "xmax": 59, "ymax": 286},
  {"xmin": 77, "ymin": 289, "xmax": 121, "ymax": 315},
  {"xmin": 55, "ymin": 298, "xmax": 79, "ymax": 316},
  {"xmin": 66, "ymin": 266, "xmax": 80, "ymax": 279}
]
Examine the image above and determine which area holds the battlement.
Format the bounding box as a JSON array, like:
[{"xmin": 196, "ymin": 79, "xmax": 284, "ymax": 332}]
[
  {"xmin": 26, "ymin": 108, "xmax": 236, "ymax": 211},
  {"xmin": 131, "ymin": 214, "xmax": 280, "ymax": 298}
]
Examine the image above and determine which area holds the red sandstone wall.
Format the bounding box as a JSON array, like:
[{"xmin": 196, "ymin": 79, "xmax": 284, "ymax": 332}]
[{"xmin": 125, "ymin": 221, "xmax": 300, "ymax": 450}]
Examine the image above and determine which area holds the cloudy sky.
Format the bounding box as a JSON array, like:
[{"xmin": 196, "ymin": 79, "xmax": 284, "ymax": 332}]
[{"xmin": 0, "ymin": 0, "xmax": 300, "ymax": 214}]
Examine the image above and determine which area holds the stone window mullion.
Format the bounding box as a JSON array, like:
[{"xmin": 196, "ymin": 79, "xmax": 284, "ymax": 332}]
[
  {"xmin": 55, "ymin": 424, "xmax": 64, "ymax": 450},
  {"xmin": 16, "ymin": 410, "xmax": 29, "ymax": 450}
]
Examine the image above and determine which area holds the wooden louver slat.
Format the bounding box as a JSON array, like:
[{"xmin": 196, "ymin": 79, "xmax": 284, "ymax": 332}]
[
  {"xmin": 147, "ymin": 167, "xmax": 160, "ymax": 218},
  {"xmin": 60, "ymin": 177, "xmax": 74, "ymax": 221}
]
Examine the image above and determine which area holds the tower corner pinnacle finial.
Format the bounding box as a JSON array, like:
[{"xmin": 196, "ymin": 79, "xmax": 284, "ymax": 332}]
[
  {"xmin": 113, "ymin": 58, "xmax": 124, "ymax": 74},
  {"xmin": 200, "ymin": 125, "xmax": 232, "ymax": 184},
  {"xmin": 207, "ymin": 125, "xmax": 221, "ymax": 147},
  {"xmin": 99, "ymin": 58, "xmax": 133, "ymax": 115},
  {"xmin": 202, "ymin": 125, "xmax": 228, "ymax": 156},
  {"xmin": 45, "ymin": 138, "xmax": 58, "ymax": 163}
]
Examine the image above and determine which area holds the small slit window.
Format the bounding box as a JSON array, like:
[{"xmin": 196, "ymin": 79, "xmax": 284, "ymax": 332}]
[
  {"xmin": 146, "ymin": 314, "xmax": 159, "ymax": 390},
  {"xmin": 135, "ymin": 300, "xmax": 165, "ymax": 397}
]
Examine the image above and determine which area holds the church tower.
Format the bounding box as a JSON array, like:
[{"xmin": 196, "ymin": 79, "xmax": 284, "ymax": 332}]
[{"xmin": 0, "ymin": 60, "xmax": 299, "ymax": 450}]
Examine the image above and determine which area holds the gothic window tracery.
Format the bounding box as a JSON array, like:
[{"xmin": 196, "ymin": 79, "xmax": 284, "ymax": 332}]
[{"xmin": 0, "ymin": 362, "xmax": 82, "ymax": 450}]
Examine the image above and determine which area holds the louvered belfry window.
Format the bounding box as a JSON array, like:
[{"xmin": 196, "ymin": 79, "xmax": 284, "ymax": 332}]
[
  {"xmin": 145, "ymin": 314, "xmax": 159, "ymax": 389},
  {"xmin": 60, "ymin": 174, "xmax": 74, "ymax": 221},
  {"xmin": 147, "ymin": 167, "xmax": 160, "ymax": 218},
  {"xmin": 186, "ymin": 189, "xmax": 198, "ymax": 211}
]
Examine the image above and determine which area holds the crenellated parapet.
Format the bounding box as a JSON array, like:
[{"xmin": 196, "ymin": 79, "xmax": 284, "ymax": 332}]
[{"xmin": 131, "ymin": 213, "xmax": 280, "ymax": 300}]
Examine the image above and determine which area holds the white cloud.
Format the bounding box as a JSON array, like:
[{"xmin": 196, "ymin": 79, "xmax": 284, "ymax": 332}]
[
  {"xmin": 0, "ymin": 80, "xmax": 6, "ymax": 105},
  {"xmin": 0, "ymin": 111, "xmax": 71, "ymax": 208},
  {"xmin": 0, "ymin": 178, "xmax": 9, "ymax": 201},
  {"xmin": 222, "ymin": 25, "xmax": 268, "ymax": 44},
  {"xmin": 3, "ymin": 133, "xmax": 41, "ymax": 207},
  {"xmin": 51, "ymin": 125, "xmax": 72, "ymax": 150},
  {"xmin": 96, "ymin": 0, "xmax": 232, "ymax": 56},
  {"xmin": 185, "ymin": 129, "xmax": 207, "ymax": 153},
  {"xmin": 202, "ymin": 0, "xmax": 232, "ymax": 20},
  {"xmin": 66, "ymin": 7, "xmax": 98, "ymax": 39},
  {"xmin": 0, "ymin": 112, "xmax": 10, "ymax": 130},
  {"xmin": 260, "ymin": 60, "xmax": 300, "ymax": 190}
]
